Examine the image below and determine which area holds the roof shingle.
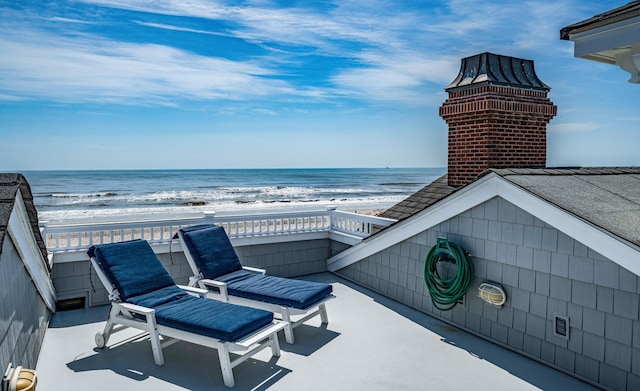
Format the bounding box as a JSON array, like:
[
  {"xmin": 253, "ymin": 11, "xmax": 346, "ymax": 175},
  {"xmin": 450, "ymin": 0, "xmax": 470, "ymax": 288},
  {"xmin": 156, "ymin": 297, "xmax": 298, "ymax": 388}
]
[
  {"xmin": 491, "ymin": 167, "xmax": 640, "ymax": 247},
  {"xmin": 378, "ymin": 174, "xmax": 457, "ymax": 221},
  {"xmin": 0, "ymin": 173, "xmax": 48, "ymax": 263}
]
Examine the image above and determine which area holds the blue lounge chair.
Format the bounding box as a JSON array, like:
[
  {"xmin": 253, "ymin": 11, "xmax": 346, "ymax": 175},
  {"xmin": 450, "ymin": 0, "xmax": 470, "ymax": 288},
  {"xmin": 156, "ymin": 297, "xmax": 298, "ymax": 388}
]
[
  {"xmin": 88, "ymin": 240, "xmax": 285, "ymax": 388},
  {"xmin": 178, "ymin": 224, "xmax": 335, "ymax": 344}
]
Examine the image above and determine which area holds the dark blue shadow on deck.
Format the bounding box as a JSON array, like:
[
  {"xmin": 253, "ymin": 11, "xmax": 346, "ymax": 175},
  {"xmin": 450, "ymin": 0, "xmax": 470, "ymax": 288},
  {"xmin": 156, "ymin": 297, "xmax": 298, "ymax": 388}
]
[
  {"xmin": 49, "ymin": 305, "xmax": 110, "ymax": 328},
  {"xmin": 66, "ymin": 335, "xmax": 290, "ymax": 390},
  {"xmin": 278, "ymin": 324, "xmax": 339, "ymax": 356}
]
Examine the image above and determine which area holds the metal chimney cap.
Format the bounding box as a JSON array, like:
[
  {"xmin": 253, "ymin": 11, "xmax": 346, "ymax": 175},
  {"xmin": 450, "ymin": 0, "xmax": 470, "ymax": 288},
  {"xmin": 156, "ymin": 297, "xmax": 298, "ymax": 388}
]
[{"xmin": 445, "ymin": 52, "xmax": 550, "ymax": 91}]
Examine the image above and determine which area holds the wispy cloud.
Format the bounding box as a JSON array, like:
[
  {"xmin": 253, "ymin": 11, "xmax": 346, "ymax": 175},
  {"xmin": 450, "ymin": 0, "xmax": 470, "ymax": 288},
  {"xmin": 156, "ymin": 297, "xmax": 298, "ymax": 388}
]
[
  {"xmin": 548, "ymin": 122, "xmax": 600, "ymax": 133},
  {"xmin": 133, "ymin": 21, "xmax": 234, "ymax": 38},
  {"xmin": 0, "ymin": 27, "xmax": 297, "ymax": 105},
  {"xmin": 331, "ymin": 52, "xmax": 458, "ymax": 104}
]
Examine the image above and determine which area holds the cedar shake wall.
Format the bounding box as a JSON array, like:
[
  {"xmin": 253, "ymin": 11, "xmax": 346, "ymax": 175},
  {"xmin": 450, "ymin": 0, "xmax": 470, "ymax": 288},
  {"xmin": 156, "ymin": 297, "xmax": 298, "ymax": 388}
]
[
  {"xmin": 440, "ymin": 85, "xmax": 557, "ymax": 187},
  {"xmin": 0, "ymin": 236, "xmax": 50, "ymax": 372}
]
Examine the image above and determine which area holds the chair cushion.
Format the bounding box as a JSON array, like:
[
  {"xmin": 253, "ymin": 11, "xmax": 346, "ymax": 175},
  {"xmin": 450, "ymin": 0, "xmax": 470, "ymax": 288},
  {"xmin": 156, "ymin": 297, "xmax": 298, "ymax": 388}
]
[
  {"xmin": 219, "ymin": 270, "xmax": 333, "ymax": 309},
  {"xmin": 127, "ymin": 285, "xmax": 188, "ymax": 308},
  {"xmin": 179, "ymin": 225, "xmax": 243, "ymax": 279},
  {"xmin": 153, "ymin": 295, "xmax": 274, "ymax": 342},
  {"xmin": 88, "ymin": 240, "xmax": 175, "ymax": 301}
]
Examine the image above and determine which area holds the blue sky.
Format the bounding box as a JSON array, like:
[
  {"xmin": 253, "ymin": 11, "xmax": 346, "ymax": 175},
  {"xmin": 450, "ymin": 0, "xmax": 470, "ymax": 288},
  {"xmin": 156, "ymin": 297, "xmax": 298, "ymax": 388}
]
[{"xmin": 0, "ymin": 0, "xmax": 637, "ymax": 170}]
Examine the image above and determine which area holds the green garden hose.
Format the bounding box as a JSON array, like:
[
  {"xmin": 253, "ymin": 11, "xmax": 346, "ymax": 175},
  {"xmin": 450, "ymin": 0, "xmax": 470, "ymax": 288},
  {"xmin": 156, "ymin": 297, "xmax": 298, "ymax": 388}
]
[{"xmin": 424, "ymin": 238, "xmax": 474, "ymax": 311}]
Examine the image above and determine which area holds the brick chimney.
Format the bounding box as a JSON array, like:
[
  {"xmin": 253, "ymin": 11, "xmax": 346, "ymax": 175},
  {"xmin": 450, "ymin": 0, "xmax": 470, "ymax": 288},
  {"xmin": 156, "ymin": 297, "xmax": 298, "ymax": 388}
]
[{"xmin": 439, "ymin": 52, "xmax": 557, "ymax": 187}]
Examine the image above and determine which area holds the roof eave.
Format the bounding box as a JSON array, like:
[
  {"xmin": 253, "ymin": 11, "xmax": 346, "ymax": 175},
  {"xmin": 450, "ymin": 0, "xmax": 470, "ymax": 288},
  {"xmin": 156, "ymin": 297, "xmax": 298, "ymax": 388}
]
[
  {"xmin": 560, "ymin": 2, "xmax": 640, "ymax": 40},
  {"xmin": 561, "ymin": 11, "xmax": 640, "ymax": 83}
]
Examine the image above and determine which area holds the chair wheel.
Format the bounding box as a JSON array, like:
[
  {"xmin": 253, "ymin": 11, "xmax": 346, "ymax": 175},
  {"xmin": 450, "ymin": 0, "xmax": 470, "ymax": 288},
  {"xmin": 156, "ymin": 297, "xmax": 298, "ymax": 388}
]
[{"xmin": 95, "ymin": 332, "xmax": 106, "ymax": 348}]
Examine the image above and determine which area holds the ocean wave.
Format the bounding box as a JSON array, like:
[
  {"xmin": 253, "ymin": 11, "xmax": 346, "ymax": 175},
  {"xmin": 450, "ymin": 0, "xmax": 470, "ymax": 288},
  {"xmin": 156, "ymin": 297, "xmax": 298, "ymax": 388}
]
[
  {"xmin": 379, "ymin": 182, "xmax": 423, "ymax": 186},
  {"xmin": 50, "ymin": 192, "xmax": 117, "ymax": 198},
  {"xmin": 43, "ymin": 185, "xmax": 393, "ymax": 206},
  {"xmin": 37, "ymin": 195, "xmax": 407, "ymax": 222}
]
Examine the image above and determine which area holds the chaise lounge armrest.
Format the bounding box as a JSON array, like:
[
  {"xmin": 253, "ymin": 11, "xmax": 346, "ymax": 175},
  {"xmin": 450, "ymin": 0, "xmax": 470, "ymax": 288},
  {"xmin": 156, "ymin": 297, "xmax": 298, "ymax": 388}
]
[
  {"xmin": 242, "ymin": 266, "xmax": 266, "ymax": 275},
  {"xmin": 115, "ymin": 301, "xmax": 156, "ymax": 317},
  {"xmin": 190, "ymin": 277, "xmax": 230, "ymax": 300},
  {"xmin": 178, "ymin": 284, "xmax": 208, "ymax": 297},
  {"xmin": 189, "ymin": 266, "xmax": 265, "ymax": 300}
]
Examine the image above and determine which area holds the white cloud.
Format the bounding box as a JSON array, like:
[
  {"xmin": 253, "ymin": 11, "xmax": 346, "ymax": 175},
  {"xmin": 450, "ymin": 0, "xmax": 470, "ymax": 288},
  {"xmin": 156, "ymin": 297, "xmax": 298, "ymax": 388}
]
[
  {"xmin": 133, "ymin": 21, "xmax": 233, "ymax": 37},
  {"xmin": 548, "ymin": 122, "xmax": 600, "ymax": 133},
  {"xmin": 331, "ymin": 52, "xmax": 459, "ymax": 104},
  {"xmin": 0, "ymin": 27, "xmax": 296, "ymax": 105}
]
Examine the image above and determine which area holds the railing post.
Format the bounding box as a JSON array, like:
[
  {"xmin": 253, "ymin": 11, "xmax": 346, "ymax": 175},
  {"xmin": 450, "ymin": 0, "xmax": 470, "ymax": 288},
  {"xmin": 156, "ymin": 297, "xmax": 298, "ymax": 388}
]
[
  {"xmin": 39, "ymin": 222, "xmax": 49, "ymax": 247},
  {"xmin": 327, "ymin": 207, "xmax": 337, "ymax": 230},
  {"xmin": 203, "ymin": 211, "xmax": 216, "ymax": 225}
]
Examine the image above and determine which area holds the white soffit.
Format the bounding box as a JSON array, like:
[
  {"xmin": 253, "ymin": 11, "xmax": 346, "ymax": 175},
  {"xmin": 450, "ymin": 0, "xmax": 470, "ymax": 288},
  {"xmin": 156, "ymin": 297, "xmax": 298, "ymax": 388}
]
[
  {"xmin": 327, "ymin": 173, "xmax": 640, "ymax": 276},
  {"xmin": 8, "ymin": 189, "xmax": 57, "ymax": 311},
  {"xmin": 569, "ymin": 16, "xmax": 640, "ymax": 83}
]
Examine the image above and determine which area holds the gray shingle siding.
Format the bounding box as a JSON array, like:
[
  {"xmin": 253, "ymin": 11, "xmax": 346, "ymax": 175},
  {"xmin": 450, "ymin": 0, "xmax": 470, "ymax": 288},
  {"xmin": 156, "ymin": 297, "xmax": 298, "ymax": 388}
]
[
  {"xmin": 336, "ymin": 197, "xmax": 640, "ymax": 390},
  {"xmin": 0, "ymin": 174, "xmax": 51, "ymax": 372},
  {"xmin": 0, "ymin": 236, "xmax": 49, "ymax": 372}
]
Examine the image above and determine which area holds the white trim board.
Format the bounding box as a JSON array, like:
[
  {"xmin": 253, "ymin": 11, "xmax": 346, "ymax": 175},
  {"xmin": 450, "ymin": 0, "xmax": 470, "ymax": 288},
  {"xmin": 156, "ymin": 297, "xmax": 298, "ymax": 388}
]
[
  {"xmin": 570, "ymin": 16, "xmax": 640, "ymax": 58},
  {"xmin": 7, "ymin": 190, "xmax": 57, "ymax": 311},
  {"xmin": 327, "ymin": 173, "xmax": 640, "ymax": 276}
]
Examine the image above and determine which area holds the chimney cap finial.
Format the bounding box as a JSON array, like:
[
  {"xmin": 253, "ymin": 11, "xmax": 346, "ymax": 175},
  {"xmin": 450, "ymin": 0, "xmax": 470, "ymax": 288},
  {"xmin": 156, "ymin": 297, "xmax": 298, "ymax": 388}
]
[{"xmin": 445, "ymin": 52, "xmax": 550, "ymax": 92}]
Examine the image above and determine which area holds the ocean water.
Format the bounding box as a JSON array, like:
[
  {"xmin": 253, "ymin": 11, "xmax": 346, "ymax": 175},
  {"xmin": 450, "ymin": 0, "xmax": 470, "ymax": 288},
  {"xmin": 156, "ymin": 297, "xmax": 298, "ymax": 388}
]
[{"xmin": 22, "ymin": 168, "xmax": 445, "ymax": 222}]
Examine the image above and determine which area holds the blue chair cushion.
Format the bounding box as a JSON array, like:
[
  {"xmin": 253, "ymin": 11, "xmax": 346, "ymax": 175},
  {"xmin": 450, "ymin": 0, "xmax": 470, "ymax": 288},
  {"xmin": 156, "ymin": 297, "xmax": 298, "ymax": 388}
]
[
  {"xmin": 218, "ymin": 270, "xmax": 333, "ymax": 309},
  {"xmin": 179, "ymin": 225, "xmax": 243, "ymax": 279},
  {"xmin": 127, "ymin": 285, "xmax": 188, "ymax": 308},
  {"xmin": 88, "ymin": 240, "xmax": 175, "ymax": 301},
  {"xmin": 152, "ymin": 295, "xmax": 274, "ymax": 342}
]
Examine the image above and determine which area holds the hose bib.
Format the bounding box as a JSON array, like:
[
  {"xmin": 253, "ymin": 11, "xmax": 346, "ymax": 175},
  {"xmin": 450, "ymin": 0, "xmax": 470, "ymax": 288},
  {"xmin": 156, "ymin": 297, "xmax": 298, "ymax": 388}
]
[{"xmin": 424, "ymin": 238, "xmax": 474, "ymax": 311}]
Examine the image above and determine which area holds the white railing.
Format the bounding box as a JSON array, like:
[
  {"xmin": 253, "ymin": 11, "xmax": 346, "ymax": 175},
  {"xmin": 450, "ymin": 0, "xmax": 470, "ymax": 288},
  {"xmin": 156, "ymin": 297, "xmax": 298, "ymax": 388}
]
[
  {"xmin": 330, "ymin": 210, "xmax": 396, "ymax": 237},
  {"xmin": 41, "ymin": 209, "xmax": 396, "ymax": 254}
]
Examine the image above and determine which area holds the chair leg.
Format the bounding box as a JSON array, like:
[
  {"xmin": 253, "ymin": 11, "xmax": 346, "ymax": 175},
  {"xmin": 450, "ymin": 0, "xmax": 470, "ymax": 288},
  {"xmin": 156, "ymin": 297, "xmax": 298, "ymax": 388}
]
[
  {"xmin": 319, "ymin": 303, "xmax": 329, "ymax": 324},
  {"xmin": 217, "ymin": 345, "xmax": 235, "ymax": 388},
  {"xmin": 270, "ymin": 330, "xmax": 281, "ymax": 357},
  {"xmin": 146, "ymin": 314, "xmax": 165, "ymax": 366},
  {"xmin": 100, "ymin": 304, "xmax": 120, "ymax": 347},
  {"xmin": 281, "ymin": 309, "xmax": 295, "ymax": 344}
]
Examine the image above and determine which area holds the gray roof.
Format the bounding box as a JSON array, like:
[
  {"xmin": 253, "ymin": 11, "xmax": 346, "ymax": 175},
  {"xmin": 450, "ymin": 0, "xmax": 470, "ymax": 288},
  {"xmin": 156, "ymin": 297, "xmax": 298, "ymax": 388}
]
[
  {"xmin": 560, "ymin": 1, "xmax": 640, "ymax": 40},
  {"xmin": 0, "ymin": 173, "xmax": 48, "ymax": 263},
  {"xmin": 380, "ymin": 167, "xmax": 640, "ymax": 248},
  {"xmin": 378, "ymin": 174, "xmax": 457, "ymax": 221},
  {"xmin": 488, "ymin": 167, "xmax": 640, "ymax": 248}
]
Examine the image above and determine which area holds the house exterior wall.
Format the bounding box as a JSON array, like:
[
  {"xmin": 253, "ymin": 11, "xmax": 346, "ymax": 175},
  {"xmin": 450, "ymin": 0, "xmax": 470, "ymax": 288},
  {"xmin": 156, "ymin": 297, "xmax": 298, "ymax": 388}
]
[
  {"xmin": 51, "ymin": 238, "xmax": 331, "ymax": 308},
  {"xmin": 0, "ymin": 235, "xmax": 50, "ymax": 372},
  {"xmin": 235, "ymin": 239, "xmax": 330, "ymax": 277},
  {"xmin": 335, "ymin": 196, "xmax": 640, "ymax": 391}
]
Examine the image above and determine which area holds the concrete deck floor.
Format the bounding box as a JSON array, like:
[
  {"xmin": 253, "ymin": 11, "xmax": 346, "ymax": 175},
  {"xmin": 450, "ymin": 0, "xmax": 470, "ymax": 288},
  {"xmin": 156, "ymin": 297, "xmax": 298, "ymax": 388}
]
[{"xmin": 37, "ymin": 273, "xmax": 598, "ymax": 390}]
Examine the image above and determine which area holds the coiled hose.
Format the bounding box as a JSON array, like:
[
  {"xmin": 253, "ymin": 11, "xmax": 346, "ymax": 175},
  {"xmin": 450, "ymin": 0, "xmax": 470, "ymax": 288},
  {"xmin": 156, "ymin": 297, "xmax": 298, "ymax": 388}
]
[{"xmin": 424, "ymin": 238, "xmax": 474, "ymax": 311}]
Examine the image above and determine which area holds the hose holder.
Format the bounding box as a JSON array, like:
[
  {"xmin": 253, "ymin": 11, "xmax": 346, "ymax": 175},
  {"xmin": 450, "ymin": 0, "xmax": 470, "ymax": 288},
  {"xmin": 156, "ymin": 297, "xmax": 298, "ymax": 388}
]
[{"xmin": 424, "ymin": 238, "xmax": 474, "ymax": 311}]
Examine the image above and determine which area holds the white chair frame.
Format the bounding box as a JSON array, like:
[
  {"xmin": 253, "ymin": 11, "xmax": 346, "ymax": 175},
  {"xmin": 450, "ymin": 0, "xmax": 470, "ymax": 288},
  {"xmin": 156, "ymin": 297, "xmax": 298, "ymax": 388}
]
[{"xmin": 90, "ymin": 257, "xmax": 286, "ymax": 388}]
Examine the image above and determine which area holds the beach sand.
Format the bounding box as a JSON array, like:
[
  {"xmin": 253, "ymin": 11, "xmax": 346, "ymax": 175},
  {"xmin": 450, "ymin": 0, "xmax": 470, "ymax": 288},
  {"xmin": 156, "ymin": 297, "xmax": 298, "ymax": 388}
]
[{"xmin": 348, "ymin": 208, "xmax": 384, "ymax": 216}]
